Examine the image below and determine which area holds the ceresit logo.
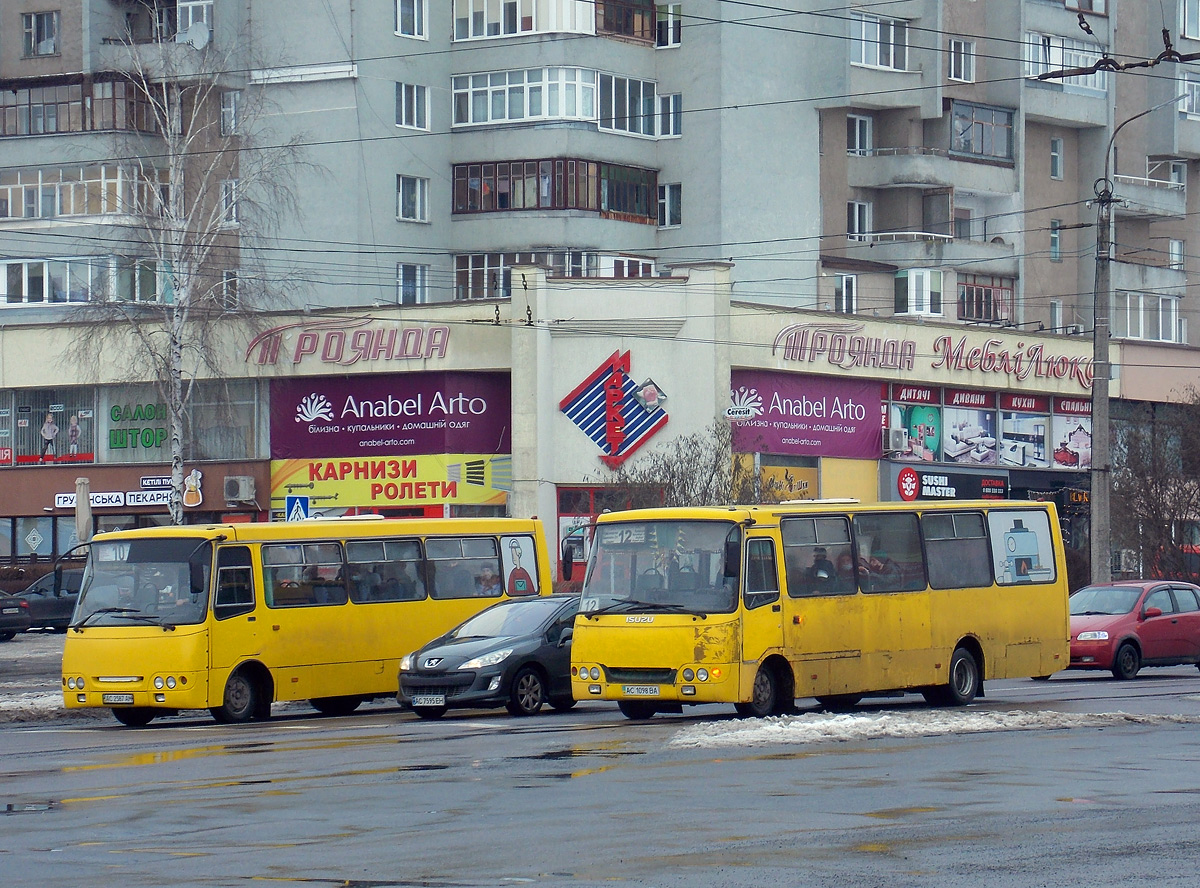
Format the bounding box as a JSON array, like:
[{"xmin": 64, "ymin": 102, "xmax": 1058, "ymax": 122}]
[{"xmin": 726, "ymin": 385, "xmax": 764, "ymax": 420}]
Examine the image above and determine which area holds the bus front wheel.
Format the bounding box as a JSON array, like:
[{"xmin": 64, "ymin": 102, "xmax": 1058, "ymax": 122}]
[
  {"xmin": 735, "ymin": 665, "xmax": 778, "ymax": 718},
  {"xmin": 618, "ymin": 701, "xmax": 657, "ymax": 720},
  {"xmin": 112, "ymin": 707, "xmax": 155, "ymax": 727},
  {"xmin": 212, "ymin": 671, "xmax": 261, "ymax": 724}
]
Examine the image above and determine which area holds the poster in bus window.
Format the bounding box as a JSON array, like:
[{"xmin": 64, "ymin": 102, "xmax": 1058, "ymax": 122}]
[
  {"xmin": 942, "ymin": 407, "xmax": 997, "ymax": 465},
  {"xmin": 501, "ymin": 535, "xmax": 538, "ymax": 595},
  {"xmin": 998, "ymin": 411, "xmax": 1049, "ymax": 468},
  {"xmin": 987, "ymin": 509, "xmax": 1055, "ymax": 584},
  {"xmin": 888, "ymin": 403, "xmax": 941, "ymax": 462},
  {"xmin": 1051, "ymin": 415, "xmax": 1092, "ymax": 470}
]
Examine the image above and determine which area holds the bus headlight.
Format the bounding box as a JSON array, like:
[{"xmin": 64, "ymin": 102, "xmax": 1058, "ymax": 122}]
[
  {"xmin": 166, "ymin": 676, "xmax": 177, "ymax": 689},
  {"xmin": 682, "ymin": 668, "xmax": 695, "ymax": 682},
  {"xmin": 1077, "ymin": 631, "xmax": 1109, "ymax": 641},
  {"xmin": 589, "ymin": 667, "xmax": 601, "ymax": 681},
  {"xmin": 696, "ymin": 668, "xmax": 709, "ymax": 682},
  {"xmin": 154, "ymin": 676, "xmax": 165, "ymax": 689}
]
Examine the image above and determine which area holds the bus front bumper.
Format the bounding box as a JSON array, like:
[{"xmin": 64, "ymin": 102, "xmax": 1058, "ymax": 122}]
[{"xmin": 570, "ymin": 662, "xmax": 739, "ymax": 705}]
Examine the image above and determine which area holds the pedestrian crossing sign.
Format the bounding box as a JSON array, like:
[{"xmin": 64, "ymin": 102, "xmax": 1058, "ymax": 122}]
[{"xmin": 285, "ymin": 495, "xmax": 310, "ymax": 522}]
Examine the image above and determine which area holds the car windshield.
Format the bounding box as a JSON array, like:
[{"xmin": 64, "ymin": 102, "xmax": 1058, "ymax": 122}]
[
  {"xmin": 581, "ymin": 520, "xmax": 739, "ymax": 614},
  {"xmin": 447, "ymin": 596, "xmax": 574, "ymax": 640},
  {"xmin": 74, "ymin": 537, "xmax": 213, "ymax": 627},
  {"xmin": 1070, "ymin": 585, "xmax": 1142, "ymax": 616}
]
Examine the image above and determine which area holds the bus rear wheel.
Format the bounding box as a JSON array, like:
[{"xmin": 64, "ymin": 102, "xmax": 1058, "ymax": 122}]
[
  {"xmin": 735, "ymin": 665, "xmax": 778, "ymax": 718},
  {"xmin": 112, "ymin": 707, "xmax": 156, "ymax": 727},
  {"xmin": 212, "ymin": 671, "xmax": 261, "ymax": 724},
  {"xmin": 618, "ymin": 701, "xmax": 657, "ymax": 720},
  {"xmin": 924, "ymin": 647, "xmax": 980, "ymax": 706},
  {"xmin": 310, "ymin": 695, "xmax": 362, "ymax": 717}
]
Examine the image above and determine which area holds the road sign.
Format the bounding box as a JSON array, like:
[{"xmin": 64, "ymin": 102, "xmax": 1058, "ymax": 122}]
[{"xmin": 285, "ymin": 495, "xmax": 310, "ymax": 522}]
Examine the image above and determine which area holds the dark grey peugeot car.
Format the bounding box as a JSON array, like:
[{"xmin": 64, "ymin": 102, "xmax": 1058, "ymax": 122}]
[{"xmin": 398, "ymin": 594, "xmax": 580, "ymax": 718}]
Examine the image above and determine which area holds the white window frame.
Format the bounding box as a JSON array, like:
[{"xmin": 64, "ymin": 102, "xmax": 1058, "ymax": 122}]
[
  {"xmin": 397, "ymin": 175, "xmax": 429, "ymax": 222},
  {"xmin": 221, "ymin": 270, "xmax": 239, "ymax": 310},
  {"xmin": 453, "ymin": 0, "xmax": 592, "ymax": 40},
  {"xmin": 948, "ymin": 38, "xmax": 975, "ymax": 83},
  {"xmin": 1187, "ymin": 72, "xmax": 1200, "ymax": 116},
  {"xmin": 1170, "ymin": 239, "xmax": 1186, "ymax": 269},
  {"xmin": 1050, "ymin": 137, "xmax": 1064, "ymax": 180},
  {"xmin": 23, "ymin": 11, "xmax": 60, "ymax": 56},
  {"xmin": 835, "ymin": 274, "xmax": 857, "ymax": 314},
  {"xmin": 1171, "ymin": 161, "xmax": 1188, "ymax": 186},
  {"xmin": 895, "ymin": 268, "xmax": 942, "ymax": 316},
  {"xmin": 658, "ymin": 93, "xmax": 682, "ymax": 137},
  {"xmin": 220, "ymin": 91, "xmax": 240, "ymax": 136},
  {"xmin": 657, "ymin": 183, "xmax": 681, "ymax": 227},
  {"xmin": 1024, "ymin": 32, "xmax": 1107, "ymax": 92},
  {"xmin": 1187, "ymin": 0, "xmax": 1200, "ymax": 39},
  {"xmin": 599, "ymin": 75, "xmax": 658, "ymax": 136},
  {"xmin": 221, "ymin": 179, "xmax": 239, "ymax": 226},
  {"xmin": 397, "ymin": 263, "xmax": 429, "ymax": 304},
  {"xmin": 395, "ymin": 83, "xmax": 429, "ymax": 130},
  {"xmin": 396, "ymin": 0, "xmax": 427, "ymax": 39},
  {"xmin": 1050, "ymin": 219, "xmax": 1062, "ymax": 261},
  {"xmin": 847, "ymin": 201, "xmax": 872, "ymax": 241},
  {"xmin": 851, "ymin": 13, "xmax": 908, "ymax": 72},
  {"xmin": 1050, "ymin": 299, "xmax": 1063, "ymax": 332},
  {"xmin": 453, "ymin": 68, "xmax": 596, "ymax": 126},
  {"xmin": 656, "ymin": 4, "xmax": 682, "ymax": 48},
  {"xmin": 847, "ymin": 114, "xmax": 873, "ymax": 155}
]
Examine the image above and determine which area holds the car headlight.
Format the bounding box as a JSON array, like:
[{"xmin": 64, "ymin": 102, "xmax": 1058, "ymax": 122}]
[
  {"xmin": 399, "ymin": 653, "xmax": 415, "ymax": 672},
  {"xmin": 462, "ymin": 648, "xmax": 514, "ymax": 670},
  {"xmin": 1077, "ymin": 630, "xmax": 1109, "ymax": 641}
]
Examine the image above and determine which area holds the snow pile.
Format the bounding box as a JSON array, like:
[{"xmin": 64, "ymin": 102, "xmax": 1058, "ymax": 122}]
[{"xmin": 670, "ymin": 708, "xmax": 1200, "ymax": 749}]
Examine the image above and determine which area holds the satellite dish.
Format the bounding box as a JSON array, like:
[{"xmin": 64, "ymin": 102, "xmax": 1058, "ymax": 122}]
[{"xmin": 184, "ymin": 21, "xmax": 210, "ymax": 50}]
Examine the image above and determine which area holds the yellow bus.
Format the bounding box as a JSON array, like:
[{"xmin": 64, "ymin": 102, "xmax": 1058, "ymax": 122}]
[
  {"xmin": 567, "ymin": 500, "xmax": 1069, "ymax": 719},
  {"xmin": 62, "ymin": 516, "xmax": 552, "ymax": 726}
]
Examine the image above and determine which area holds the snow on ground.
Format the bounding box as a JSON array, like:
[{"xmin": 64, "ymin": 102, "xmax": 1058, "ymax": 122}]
[{"xmin": 669, "ymin": 708, "xmax": 1200, "ymax": 748}]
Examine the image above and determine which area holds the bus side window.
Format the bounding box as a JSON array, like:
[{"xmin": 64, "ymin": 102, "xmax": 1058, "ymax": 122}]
[
  {"xmin": 924, "ymin": 512, "xmax": 992, "ymax": 590},
  {"xmin": 851, "ymin": 513, "xmax": 925, "ymax": 593},
  {"xmin": 214, "ymin": 546, "xmax": 255, "ymax": 620},
  {"xmin": 743, "ymin": 539, "xmax": 779, "ymax": 610}
]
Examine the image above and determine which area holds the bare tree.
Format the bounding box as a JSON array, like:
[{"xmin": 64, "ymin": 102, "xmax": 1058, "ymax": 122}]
[
  {"xmin": 70, "ymin": 4, "xmax": 306, "ymax": 523},
  {"xmin": 1111, "ymin": 390, "xmax": 1200, "ymax": 580},
  {"xmin": 588, "ymin": 421, "xmax": 777, "ymax": 508}
]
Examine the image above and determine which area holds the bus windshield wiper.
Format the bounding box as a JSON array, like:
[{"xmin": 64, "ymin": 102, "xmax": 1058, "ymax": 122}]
[
  {"xmin": 74, "ymin": 607, "xmax": 161, "ymax": 628},
  {"xmin": 583, "ymin": 599, "xmax": 707, "ymax": 619}
]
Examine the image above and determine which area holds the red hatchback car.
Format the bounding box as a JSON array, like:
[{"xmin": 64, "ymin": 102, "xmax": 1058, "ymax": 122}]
[{"xmin": 1069, "ymin": 581, "xmax": 1200, "ymax": 679}]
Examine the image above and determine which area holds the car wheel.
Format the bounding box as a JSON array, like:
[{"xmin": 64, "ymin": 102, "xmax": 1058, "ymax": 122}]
[
  {"xmin": 549, "ymin": 697, "xmax": 578, "ymax": 711},
  {"xmin": 1031, "ymin": 675, "xmax": 1053, "ymax": 682},
  {"xmin": 310, "ymin": 696, "xmax": 362, "ymax": 716},
  {"xmin": 735, "ymin": 665, "xmax": 778, "ymax": 718},
  {"xmin": 0, "ymin": 632, "xmax": 14, "ymax": 642},
  {"xmin": 211, "ymin": 670, "xmax": 260, "ymax": 724},
  {"xmin": 926, "ymin": 647, "xmax": 980, "ymax": 706},
  {"xmin": 412, "ymin": 705, "xmax": 447, "ymax": 720},
  {"xmin": 1111, "ymin": 642, "xmax": 1141, "ymax": 680},
  {"xmin": 506, "ymin": 666, "xmax": 547, "ymax": 716},
  {"xmin": 816, "ymin": 694, "xmax": 862, "ymax": 712},
  {"xmin": 618, "ymin": 701, "xmax": 657, "ymax": 720},
  {"xmin": 112, "ymin": 707, "xmax": 155, "ymax": 727}
]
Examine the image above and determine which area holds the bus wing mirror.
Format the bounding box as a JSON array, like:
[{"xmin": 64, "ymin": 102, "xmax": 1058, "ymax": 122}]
[{"xmin": 561, "ymin": 551, "xmax": 574, "ymax": 582}]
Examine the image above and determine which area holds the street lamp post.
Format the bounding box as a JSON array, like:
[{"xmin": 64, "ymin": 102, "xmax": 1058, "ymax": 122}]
[{"xmin": 1089, "ymin": 94, "xmax": 1185, "ymax": 583}]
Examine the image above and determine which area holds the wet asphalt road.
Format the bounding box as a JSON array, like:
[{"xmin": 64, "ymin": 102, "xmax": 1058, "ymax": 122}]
[{"xmin": 2, "ymin": 633, "xmax": 1200, "ymax": 887}]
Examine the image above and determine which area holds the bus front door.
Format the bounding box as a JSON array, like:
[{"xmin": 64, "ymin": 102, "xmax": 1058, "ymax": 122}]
[
  {"xmin": 209, "ymin": 548, "xmax": 261, "ymax": 684},
  {"xmin": 741, "ymin": 538, "xmax": 784, "ymax": 679}
]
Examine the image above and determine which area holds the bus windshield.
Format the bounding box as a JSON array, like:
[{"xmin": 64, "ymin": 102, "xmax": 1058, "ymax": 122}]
[
  {"xmin": 583, "ymin": 520, "xmax": 738, "ymax": 613},
  {"xmin": 74, "ymin": 537, "xmax": 213, "ymax": 627}
]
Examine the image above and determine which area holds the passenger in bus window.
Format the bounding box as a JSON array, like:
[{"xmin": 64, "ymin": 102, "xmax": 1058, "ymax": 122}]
[
  {"xmin": 858, "ymin": 551, "xmax": 902, "ymax": 591},
  {"xmin": 806, "ymin": 547, "xmax": 836, "ymax": 591},
  {"xmin": 835, "ymin": 552, "xmax": 858, "ymax": 591},
  {"xmin": 475, "ymin": 565, "xmax": 502, "ymax": 596},
  {"xmin": 436, "ymin": 559, "xmax": 474, "ymax": 598}
]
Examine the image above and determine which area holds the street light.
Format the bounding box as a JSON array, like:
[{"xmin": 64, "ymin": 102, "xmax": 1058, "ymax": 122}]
[{"xmin": 1089, "ymin": 92, "xmax": 1185, "ymax": 583}]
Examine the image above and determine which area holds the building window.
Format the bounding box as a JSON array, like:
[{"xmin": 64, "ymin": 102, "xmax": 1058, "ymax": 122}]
[
  {"xmin": 658, "ymin": 93, "xmax": 681, "ymax": 136},
  {"xmin": 1067, "ymin": 1, "xmax": 1106, "ymax": 12},
  {"xmin": 895, "ymin": 269, "xmax": 942, "ymax": 316},
  {"xmin": 1024, "ymin": 33, "xmax": 1107, "ymax": 92},
  {"xmin": 0, "ymin": 165, "xmax": 170, "ymax": 219},
  {"xmin": 0, "ymin": 81, "xmax": 155, "ymax": 139},
  {"xmin": 453, "ymin": 68, "xmax": 596, "ymax": 126},
  {"xmin": 957, "ymin": 274, "xmax": 1013, "ymax": 323},
  {"xmin": 453, "ymin": 0, "xmax": 592, "ymax": 39},
  {"xmin": 851, "ymin": 13, "xmax": 908, "ymax": 71},
  {"xmin": 396, "ymin": 0, "xmax": 427, "ymax": 38},
  {"xmin": 1112, "ymin": 293, "xmax": 1180, "ymax": 342},
  {"xmin": 221, "ymin": 271, "xmax": 239, "ymax": 310},
  {"xmin": 1, "ymin": 257, "xmax": 111, "ymax": 304},
  {"xmin": 847, "ymin": 114, "xmax": 873, "ymax": 155},
  {"xmin": 596, "ymin": 0, "xmax": 656, "ymax": 43},
  {"xmin": 656, "ymin": 3, "xmax": 681, "ymax": 47},
  {"xmin": 953, "ymin": 208, "xmax": 973, "ymax": 240},
  {"xmin": 397, "ymin": 264, "xmax": 429, "ymax": 304},
  {"xmin": 599, "ymin": 75, "xmax": 657, "ymax": 136},
  {"xmin": 23, "ymin": 11, "xmax": 60, "ymax": 57},
  {"xmin": 397, "ymin": 175, "xmax": 429, "ymax": 222},
  {"xmin": 834, "ymin": 274, "xmax": 857, "ymax": 314},
  {"xmin": 453, "ymin": 158, "xmax": 655, "ymax": 222},
  {"xmin": 1170, "ymin": 239, "xmax": 1185, "ymax": 270},
  {"xmin": 657, "ymin": 183, "xmax": 681, "ymax": 227},
  {"xmin": 396, "ymin": 83, "xmax": 429, "ymax": 130},
  {"xmin": 951, "ymin": 101, "xmax": 1014, "ymax": 160},
  {"xmin": 1050, "ymin": 299, "xmax": 1063, "ymax": 332},
  {"xmin": 847, "ymin": 201, "xmax": 872, "ymax": 241},
  {"xmin": 1050, "ymin": 137, "xmax": 1064, "ymax": 179},
  {"xmin": 1187, "ymin": 0, "xmax": 1200, "ymax": 38},
  {"xmin": 948, "ymin": 38, "xmax": 974, "ymax": 82},
  {"xmin": 221, "ymin": 180, "xmax": 239, "ymax": 225},
  {"xmin": 1171, "ymin": 161, "xmax": 1187, "ymax": 186},
  {"xmin": 220, "ymin": 91, "xmax": 240, "ymax": 136},
  {"xmin": 1050, "ymin": 219, "xmax": 1062, "ymax": 261},
  {"xmin": 455, "ymin": 251, "xmax": 645, "ymax": 298},
  {"xmin": 1187, "ymin": 73, "xmax": 1200, "ymax": 116}
]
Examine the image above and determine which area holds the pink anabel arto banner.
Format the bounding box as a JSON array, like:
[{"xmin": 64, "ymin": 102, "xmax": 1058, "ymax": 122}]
[
  {"xmin": 271, "ymin": 372, "xmax": 510, "ymax": 459},
  {"xmin": 730, "ymin": 370, "xmax": 883, "ymax": 458}
]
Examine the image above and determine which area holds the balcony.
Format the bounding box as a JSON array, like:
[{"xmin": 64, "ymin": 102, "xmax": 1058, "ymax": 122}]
[
  {"xmin": 1111, "ymin": 174, "xmax": 1187, "ymax": 220},
  {"xmin": 848, "ymin": 148, "xmax": 1016, "ymax": 195},
  {"xmin": 1110, "ymin": 258, "xmax": 1186, "ymax": 297},
  {"xmin": 857, "ymin": 232, "xmax": 1018, "ymax": 277}
]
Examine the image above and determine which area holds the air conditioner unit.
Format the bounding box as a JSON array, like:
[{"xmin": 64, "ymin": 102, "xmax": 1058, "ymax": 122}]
[
  {"xmin": 883, "ymin": 427, "xmax": 909, "ymax": 453},
  {"xmin": 1065, "ymin": 324, "xmax": 1082, "ymax": 335},
  {"xmin": 223, "ymin": 475, "xmax": 255, "ymax": 502}
]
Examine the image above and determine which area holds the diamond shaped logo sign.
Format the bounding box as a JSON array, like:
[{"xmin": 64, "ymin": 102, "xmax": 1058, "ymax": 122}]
[{"xmin": 560, "ymin": 351, "xmax": 669, "ymax": 468}]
